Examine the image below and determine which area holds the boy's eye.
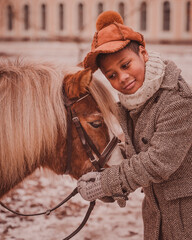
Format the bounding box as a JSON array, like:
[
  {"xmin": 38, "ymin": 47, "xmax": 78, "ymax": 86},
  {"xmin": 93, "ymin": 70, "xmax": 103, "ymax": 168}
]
[
  {"xmin": 108, "ymin": 73, "xmax": 116, "ymax": 80},
  {"xmin": 122, "ymin": 62, "xmax": 130, "ymax": 69}
]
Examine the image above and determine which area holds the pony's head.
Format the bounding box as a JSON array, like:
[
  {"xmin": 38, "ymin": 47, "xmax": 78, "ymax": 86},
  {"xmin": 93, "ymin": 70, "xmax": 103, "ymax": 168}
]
[
  {"xmin": 0, "ymin": 59, "xmax": 119, "ymax": 197},
  {"xmin": 47, "ymin": 67, "xmax": 118, "ymax": 179}
]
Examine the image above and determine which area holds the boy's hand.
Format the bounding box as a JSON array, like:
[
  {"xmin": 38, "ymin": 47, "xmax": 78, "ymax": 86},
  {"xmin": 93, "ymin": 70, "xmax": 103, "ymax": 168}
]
[
  {"xmin": 77, "ymin": 171, "xmax": 128, "ymax": 207},
  {"xmin": 77, "ymin": 172, "xmax": 106, "ymax": 202}
]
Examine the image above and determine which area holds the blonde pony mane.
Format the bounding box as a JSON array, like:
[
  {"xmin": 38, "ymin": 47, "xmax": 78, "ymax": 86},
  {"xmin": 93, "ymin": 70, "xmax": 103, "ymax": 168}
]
[
  {"xmin": 0, "ymin": 60, "xmax": 118, "ymax": 188},
  {"xmin": 0, "ymin": 59, "xmax": 67, "ymax": 186}
]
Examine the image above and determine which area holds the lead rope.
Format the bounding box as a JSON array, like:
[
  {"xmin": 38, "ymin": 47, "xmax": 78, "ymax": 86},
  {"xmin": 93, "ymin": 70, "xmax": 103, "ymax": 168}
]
[
  {"xmin": 0, "ymin": 188, "xmax": 78, "ymax": 217},
  {"xmin": 63, "ymin": 200, "xmax": 96, "ymax": 240},
  {"xmin": 0, "ymin": 188, "xmax": 95, "ymax": 240}
]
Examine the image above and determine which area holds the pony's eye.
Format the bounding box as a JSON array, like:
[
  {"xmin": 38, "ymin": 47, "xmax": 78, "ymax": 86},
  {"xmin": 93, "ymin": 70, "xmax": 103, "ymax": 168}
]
[{"xmin": 88, "ymin": 120, "xmax": 102, "ymax": 128}]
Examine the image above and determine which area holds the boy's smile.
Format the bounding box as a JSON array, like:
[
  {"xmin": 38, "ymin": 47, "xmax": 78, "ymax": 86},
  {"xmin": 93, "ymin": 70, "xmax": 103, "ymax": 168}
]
[{"xmin": 99, "ymin": 46, "xmax": 148, "ymax": 95}]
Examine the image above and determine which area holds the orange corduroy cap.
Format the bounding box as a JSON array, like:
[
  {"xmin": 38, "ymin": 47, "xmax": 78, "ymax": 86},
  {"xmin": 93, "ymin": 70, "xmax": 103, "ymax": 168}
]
[{"xmin": 83, "ymin": 10, "xmax": 145, "ymax": 72}]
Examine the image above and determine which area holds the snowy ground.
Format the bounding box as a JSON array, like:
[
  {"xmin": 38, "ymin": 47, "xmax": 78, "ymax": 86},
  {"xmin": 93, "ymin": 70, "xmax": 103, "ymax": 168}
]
[{"xmin": 0, "ymin": 41, "xmax": 192, "ymax": 240}]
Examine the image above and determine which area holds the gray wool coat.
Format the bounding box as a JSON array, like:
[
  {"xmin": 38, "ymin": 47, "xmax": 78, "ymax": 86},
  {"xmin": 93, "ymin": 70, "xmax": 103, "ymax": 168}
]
[{"xmin": 101, "ymin": 60, "xmax": 192, "ymax": 240}]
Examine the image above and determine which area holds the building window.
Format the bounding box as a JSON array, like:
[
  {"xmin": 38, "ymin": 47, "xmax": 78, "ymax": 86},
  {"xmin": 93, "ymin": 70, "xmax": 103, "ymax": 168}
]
[
  {"xmin": 140, "ymin": 2, "xmax": 147, "ymax": 31},
  {"xmin": 7, "ymin": 5, "xmax": 14, "ymax": 31},
  {"xmin": 98, "ymin": 2, "xmax": 104, "ymax": 15},
  {"xmin": 59, "ymin": 3, "xmax": 64, "ymax": 30},
  {"xmin": 118, "ymin": 2, "xmax": 125, "ymax": 21},
  {"xmin": 24, "ymin": 5, "xmax": 30, "ymax": 30},
  {"xmin": 41, "ymin": 4, "xmax": 47, "ymax": 30},
  {"xmin": 186, "ymin": 1, "xmax": 191, "ymax": 32},
  {"xmin": 78, "ymin": 3, "xmax": 84, "ymax": 31},
  {"xmin": 163, "ymin": 1, "xmax": 170, "ymax": 31}
]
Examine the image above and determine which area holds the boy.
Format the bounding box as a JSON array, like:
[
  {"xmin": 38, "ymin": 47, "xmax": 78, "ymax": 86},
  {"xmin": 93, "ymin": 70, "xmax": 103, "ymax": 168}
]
[{"xmin": 77, "ymin": 11, "xmax": 192, "ymax": 239}]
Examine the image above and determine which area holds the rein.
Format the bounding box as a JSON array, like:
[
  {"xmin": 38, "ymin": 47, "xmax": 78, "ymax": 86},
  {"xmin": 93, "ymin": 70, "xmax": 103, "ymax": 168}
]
[{"xmin": 0, "ymin": 89, "xmax": 119, "ymax": 240}]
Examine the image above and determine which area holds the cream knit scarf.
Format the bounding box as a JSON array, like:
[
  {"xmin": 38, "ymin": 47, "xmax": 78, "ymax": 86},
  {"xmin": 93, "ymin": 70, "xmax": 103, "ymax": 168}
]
[{"xmin": 119, "ymin": 51, "xmax": 165, "ymax": 110}]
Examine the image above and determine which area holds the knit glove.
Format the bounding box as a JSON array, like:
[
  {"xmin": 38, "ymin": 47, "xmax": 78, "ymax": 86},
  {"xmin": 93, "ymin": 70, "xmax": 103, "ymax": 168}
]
[
  {"xmin": 77, "ymin": 172, "xmax": 106, "ymax": 201},
  {"xmin": 100, "ymin": 166, "xmax": 129, "ymax": 207},
  {"xmin": 77, "ymin": 171, "xmax": 129, "ymax": 208}
]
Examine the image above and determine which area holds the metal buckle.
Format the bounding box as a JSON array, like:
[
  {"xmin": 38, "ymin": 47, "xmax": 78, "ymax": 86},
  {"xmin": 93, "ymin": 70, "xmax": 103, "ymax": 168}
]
[
  {"xmin": 72, "ymin": 116, "xmax": 80, "ymax": 123},
  {"xmin": 89, "ymin": 157, "xmax": 97, "ymax": 163}
]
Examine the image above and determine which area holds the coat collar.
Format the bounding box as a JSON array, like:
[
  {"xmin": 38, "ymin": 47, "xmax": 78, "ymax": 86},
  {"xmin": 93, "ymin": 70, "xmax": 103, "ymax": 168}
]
[
  {"xmin": 117, "ymin": 104, "xmax": 137, "ymax": 156},
  {"xmin": 160, "ymin": 60, "xmax": 181, "ymax": 90},
  {"xmin": 117, "ymin": 103, "xmax": 129, "ymax": 136}
]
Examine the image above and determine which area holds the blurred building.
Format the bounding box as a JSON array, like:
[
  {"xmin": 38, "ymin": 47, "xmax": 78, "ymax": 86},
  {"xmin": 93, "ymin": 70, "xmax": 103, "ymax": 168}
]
[{"xmin": 0, "ymin": 0, "xmax": 191, "ymax": 43}]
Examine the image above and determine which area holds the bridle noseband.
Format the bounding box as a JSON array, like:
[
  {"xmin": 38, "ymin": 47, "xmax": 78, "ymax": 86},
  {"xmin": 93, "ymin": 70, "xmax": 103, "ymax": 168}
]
[{"xmin": 0, "ymin": 89, "xmax": 120, "ymax": 240}]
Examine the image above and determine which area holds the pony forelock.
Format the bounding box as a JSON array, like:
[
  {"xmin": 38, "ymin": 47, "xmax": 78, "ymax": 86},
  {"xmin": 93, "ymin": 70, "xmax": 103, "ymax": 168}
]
[{"xmin": 89, "ymin": 77, "xmax": 120, "ymax": 137}]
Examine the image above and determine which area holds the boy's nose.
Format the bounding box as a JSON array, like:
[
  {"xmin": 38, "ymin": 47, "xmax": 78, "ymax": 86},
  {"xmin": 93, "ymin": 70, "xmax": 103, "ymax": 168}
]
[{"xmin": 119, "ymin": 72, "xmax": 129, "ymax": 84}]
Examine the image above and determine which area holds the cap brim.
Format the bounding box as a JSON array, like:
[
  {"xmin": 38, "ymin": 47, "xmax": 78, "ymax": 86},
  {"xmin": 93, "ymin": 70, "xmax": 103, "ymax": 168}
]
[{"xmin": 84, "ymin": 40, "xmax": 130, "ymax": 72}]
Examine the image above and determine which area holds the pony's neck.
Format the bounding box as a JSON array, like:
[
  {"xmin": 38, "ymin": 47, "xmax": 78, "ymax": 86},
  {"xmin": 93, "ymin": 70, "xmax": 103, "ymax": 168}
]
[{"xmin": 0, "ymin": 163, "xmax": 39, "ymax": 198}]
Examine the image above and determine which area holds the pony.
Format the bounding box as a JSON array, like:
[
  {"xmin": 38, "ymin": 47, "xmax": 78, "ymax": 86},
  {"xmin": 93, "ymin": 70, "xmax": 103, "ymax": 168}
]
[{"xmin": 0, "ymin": 58, "xmax": 120, "ymax": 199}]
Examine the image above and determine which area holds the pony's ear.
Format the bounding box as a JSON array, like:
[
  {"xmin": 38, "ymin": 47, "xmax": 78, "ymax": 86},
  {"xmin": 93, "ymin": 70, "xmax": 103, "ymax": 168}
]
[{"xmin": 63, "ymin": 68, "xmax": 92, "ymax": 99}]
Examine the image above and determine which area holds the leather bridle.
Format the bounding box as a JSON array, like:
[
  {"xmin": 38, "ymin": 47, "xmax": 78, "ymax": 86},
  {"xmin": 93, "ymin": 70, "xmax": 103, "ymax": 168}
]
[
  {"xmin": 0, "ymin": 89, "xmax": 120, "ymax": 240},
  {"xmin": 63, "ymin": 89, "xmax": 119, "ymax": 174}
]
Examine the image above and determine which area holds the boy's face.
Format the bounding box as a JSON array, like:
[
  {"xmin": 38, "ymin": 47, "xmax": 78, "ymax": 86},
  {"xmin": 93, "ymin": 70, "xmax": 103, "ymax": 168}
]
[{"xmin": 99, "ymin": 46, "xmax": 148, "ymax": 95}]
